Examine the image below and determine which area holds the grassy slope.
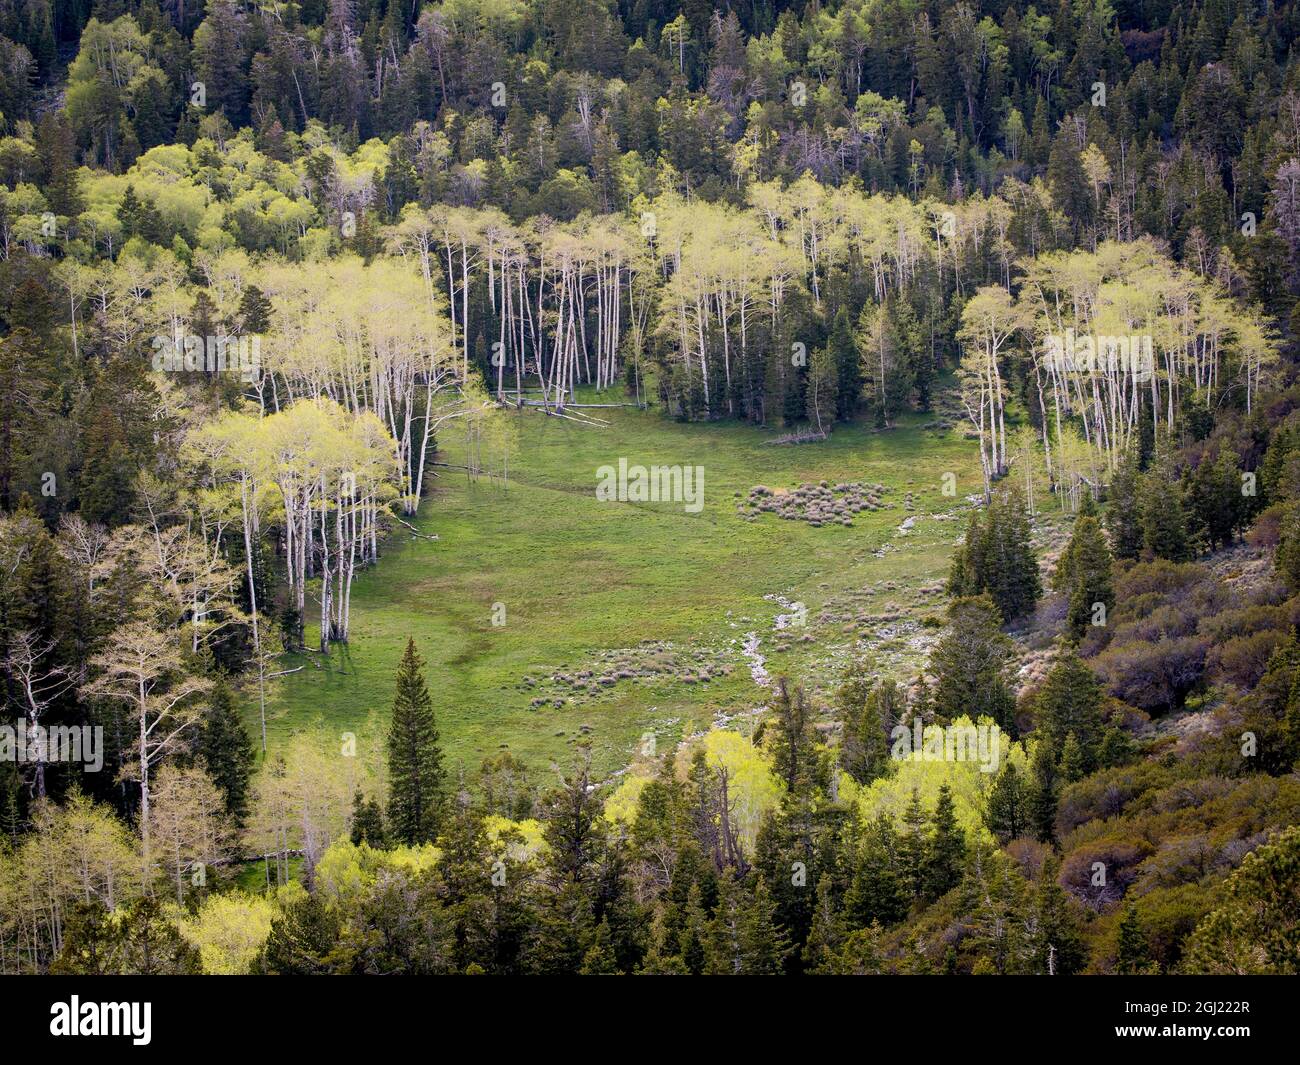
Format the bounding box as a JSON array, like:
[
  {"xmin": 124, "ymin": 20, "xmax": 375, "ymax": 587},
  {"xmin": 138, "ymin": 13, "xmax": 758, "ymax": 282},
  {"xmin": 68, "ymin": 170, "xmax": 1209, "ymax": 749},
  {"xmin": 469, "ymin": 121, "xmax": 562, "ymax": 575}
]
[{"xmin": 252, "ymin": 395, "xmax": 981, "ymax": 781}]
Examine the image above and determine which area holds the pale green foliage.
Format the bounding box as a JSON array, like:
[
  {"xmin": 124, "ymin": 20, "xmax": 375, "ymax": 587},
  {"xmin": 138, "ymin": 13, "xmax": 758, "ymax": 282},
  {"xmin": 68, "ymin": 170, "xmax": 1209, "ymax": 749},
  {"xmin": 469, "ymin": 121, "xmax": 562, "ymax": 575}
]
[
  {"xmin": 180, "ymin": 892, "xmax": 276, "ymax": 975},
  {"xmin": 602, "ymin": 773, "xmax": 650, "ymax": 827},
  {"xmin": 702, "ymin": 730, "xmax": 782, "ymax": 852},
  {"xmin": 484, "ymin": 815, "xmax": 548, "ymax": 861},
  {"xmin": 840, "ymin": 716, "xmax": 1029, "ymax": 843},
  {"xmin": 314, "ymin": 839, "xmax": 441, "ymax": 909}
]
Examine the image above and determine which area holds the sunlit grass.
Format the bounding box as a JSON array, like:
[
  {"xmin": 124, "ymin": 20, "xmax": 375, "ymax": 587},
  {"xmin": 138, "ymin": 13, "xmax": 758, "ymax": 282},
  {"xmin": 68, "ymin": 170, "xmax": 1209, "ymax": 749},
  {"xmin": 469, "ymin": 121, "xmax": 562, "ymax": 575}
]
[{"xmin": 251, "ymin": 390, "xmax": 980, "ymax": 781}]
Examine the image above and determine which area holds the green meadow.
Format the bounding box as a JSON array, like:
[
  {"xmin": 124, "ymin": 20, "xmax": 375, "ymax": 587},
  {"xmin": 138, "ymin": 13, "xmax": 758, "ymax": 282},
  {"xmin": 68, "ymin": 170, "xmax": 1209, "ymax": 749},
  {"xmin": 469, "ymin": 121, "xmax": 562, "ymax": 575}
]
[{"xmin": 254, "ymin": 396, "xmax": 982, "ymax": 781}]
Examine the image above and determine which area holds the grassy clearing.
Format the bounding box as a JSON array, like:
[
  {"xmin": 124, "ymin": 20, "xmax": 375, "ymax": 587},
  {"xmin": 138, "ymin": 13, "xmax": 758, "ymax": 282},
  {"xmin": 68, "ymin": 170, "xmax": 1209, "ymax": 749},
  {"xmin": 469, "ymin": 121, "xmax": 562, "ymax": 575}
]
[{"xmin": 251, "ymin": 394, "xmax": 982, "ymax": 781}]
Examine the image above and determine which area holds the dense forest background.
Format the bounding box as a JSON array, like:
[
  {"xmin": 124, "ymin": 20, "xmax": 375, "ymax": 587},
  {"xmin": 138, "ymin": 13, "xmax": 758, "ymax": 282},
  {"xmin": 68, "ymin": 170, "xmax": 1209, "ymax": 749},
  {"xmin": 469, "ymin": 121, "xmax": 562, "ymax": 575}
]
[{"xmin": 1, "ymin": 0, "xmax": 1300, "ymax": 975}]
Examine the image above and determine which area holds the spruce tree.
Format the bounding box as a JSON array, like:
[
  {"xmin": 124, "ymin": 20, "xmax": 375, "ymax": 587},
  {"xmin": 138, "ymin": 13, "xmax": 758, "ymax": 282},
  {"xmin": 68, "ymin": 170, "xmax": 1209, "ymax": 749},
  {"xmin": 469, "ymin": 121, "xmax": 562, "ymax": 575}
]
[
  {"xmin": 835, "ymin": 659, "xmax": 874, "ymax": 782},
  {"xmin": 925, "ymin": 783, "xmax": 966, "ymax": 901},
  {"xmin": 1029, "ymin": 856, "xmax": 1087, "ymax": 975},
  {"xmin": 350, "ymin": 791, "xmax": 387, "ymax": 847},
  {"xmin": 258, "ymin": 893, "xmax": 344, "ymax": 975},
  {"xmin": 1116, "ymin": 903, "xmax": 1153, "ymax": 974},
  {"xmin": 704, "ymin": 872, "xmax": 746, "ymax": 975},
  {"xmin": 1106, "ymin": 447, "xmax": 1145, "ymax": 560},
  {"xmin": 838, "ymin": 663, "xmax": 899, "ymax": 785},
  {"xmin": 386, "ymin": 638, "xmax": 446, "ymax": 845},
  {"xmin": 931, "ymin": 596, "xmax": 1017, "ymax": 732},
  {"xmin": 802, "ymin": 877, "xmax": 845, "ymax": 974},
  {"xmin": 579, "ymin": 920, "xmax": 620, "ymax": 974},
  {"xmin": 1098, "ymin": 722, "xmax": 1138, "ymax": 769},
  {"xmin": 821, "ymin": 925, "xmax": 884, "ymax": 975},
  {"xmin": 946, "ymin": 490, "xmax": 1040, "ymax": 622},
  {"xmin": 739, "ymin": 877, "xmax": 791, "ymax": 975},
  {"xmin": 1142, "ymin": 452, "xmax": 1193, "ymax": 561},
  {"xmin": 985, "ymin": 762, "xmax": 1028, "ymax": 843},
  {"xmin": 678, "ymin": 881, "xmax": 710, "ymax": 975},
  {"xmin": 1059, "ymin": 732, "xmax": 1086, "ymax": 783},
  {"xmin": 237, "ymin": 284, "xmax": 273, "ymax": 335},
  {"xmin": 828, "ymin": 306, "xmax": 861, "ymax": 420},
  {"xmin": 197, "ymin": 679, "xmax": 255, "ymax": 826},
  {"xmin": 767, "ymin": 678, "xmax": 826, "ymax": 795},
  {"xmin": 845, "ymin": 815, "xmax": 909, "ymax": 927},
  {"xmin": 1034, "ymin": 650, "xmax": 1105, "ymax": 772},
  {"xmin": 1028, "ymin": 740, "xmax": 1059, "ymax": 844},
  {"xmin": 1189, "ymin": 445, "xmax": 1244, "ymax": 551},
  {"xmin": 1058, "ymin": 512, "xmax": 1115, "ymax": 640},
  {"xmin": 898, "ymin": 788, "xmax": 928, "ymax": 901},
  {"xmin": 889, "ymin": 295, "xmax": 926, "ymax": 410},
  {"xmin": 961, "ymin": 841, "xmax": 1031, "ymax": 973},
  {"xmin": 981, "ymin": 487, "xmax": 1041, "ymax": 622},
  {"xmin": 945, "ymin": 513, "xmax": 983, "ymax": 597}
]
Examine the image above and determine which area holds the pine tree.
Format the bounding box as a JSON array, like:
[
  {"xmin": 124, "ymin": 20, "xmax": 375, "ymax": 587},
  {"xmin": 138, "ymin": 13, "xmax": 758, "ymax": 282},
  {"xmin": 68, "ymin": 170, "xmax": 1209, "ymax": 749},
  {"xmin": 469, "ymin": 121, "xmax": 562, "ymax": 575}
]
[
  {"xmin": 1142, "ymin": 452, "xmax": 1193, "ymax": 561},
  {"xmin": 350, "ymin": 791, "xmax": 387, "ymax": 847},
  {"xmin": 925, "ymin": 783, "xmax": 966, "ymax": 900},
  {"xmin": 828, "ymin": 307, "xmax": 861, "ymax": 420},
  {"xmin": 386, "ymin": 638, "xmax": 446, "ymax": 845},
  {"xmin": 898, "ymin": 788, "xmax": 928, "ymax": 901},
  {"xmin": 1116, "ymin": 903, "xmax": 1153, "ymax": 974},
  {"xmin": 931, "ymin": 596, "xmax": 1017, "ymax": 732},
  {"xmin": 801, "ymin": 877, "xmax": 845, "ymax": 973},
  {"xmin": 1034, "ymin": 650, "xmax": 1105, "ymax": 772},
  {"xmin": 1059, "ymin": 732, "xmax": 1086, "ymax": 783},
  {"xmin": 1106, "ymin": 447, "xmax": 1145, "ymax": 560},
  {"xmin": 1058, "ymin": 512, "xmax": 1115, "ymax": 640},
  {"xmin": 196, "ymin": 679, "xmax": 254, "ymax": 827},
  {"xmin": 838, "ymin": 663, "xmax": 899, "ymax": 785},
  {"xmin": 1180, "ymin": 825, "xmax": 1300, "ymax": 974},
  {"xmin": 1028, "ymin": 740, "xmax": 1059, "ymax": 844},
  {"xmin": 1029, "ymin": 856, "xmax": 1087, "ymax": 975},
  {"xmin": 985, "ymin": 762, "xmax": 1028, "ymax": 843},
  {"xmin": 739, "ymin": 877, "xmax": 791, "ymax": 975}
]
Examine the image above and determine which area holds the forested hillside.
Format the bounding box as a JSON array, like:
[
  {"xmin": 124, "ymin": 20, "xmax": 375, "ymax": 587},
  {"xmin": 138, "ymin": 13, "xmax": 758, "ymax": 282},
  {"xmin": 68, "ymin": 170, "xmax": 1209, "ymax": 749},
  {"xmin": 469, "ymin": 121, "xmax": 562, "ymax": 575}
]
[{"xmin": 1, "ymin": 0, "xmax": 1299, "ymax": 977}]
